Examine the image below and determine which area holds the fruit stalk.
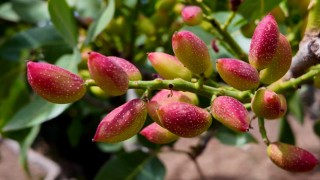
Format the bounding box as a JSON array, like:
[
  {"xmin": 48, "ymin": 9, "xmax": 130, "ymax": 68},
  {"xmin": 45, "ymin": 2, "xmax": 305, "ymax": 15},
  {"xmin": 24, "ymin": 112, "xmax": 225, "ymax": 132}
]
[
  {"xmin": 128, "ymin": 78, "xmax": 252, "ymax": 102},
  {"xmin": 258, "ymin": 117, "xmax": 270, "ymax": 145},
  {"xmin": 270, "ymin": 64, "xmax": 320, "ymax": 93}
]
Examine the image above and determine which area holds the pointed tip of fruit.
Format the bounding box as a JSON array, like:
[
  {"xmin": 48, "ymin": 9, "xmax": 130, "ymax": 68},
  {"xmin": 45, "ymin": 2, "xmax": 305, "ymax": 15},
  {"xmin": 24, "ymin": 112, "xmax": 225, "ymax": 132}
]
[{"xmin": 157, "ymin": 102, "xmax": 212, "ymax": 137}]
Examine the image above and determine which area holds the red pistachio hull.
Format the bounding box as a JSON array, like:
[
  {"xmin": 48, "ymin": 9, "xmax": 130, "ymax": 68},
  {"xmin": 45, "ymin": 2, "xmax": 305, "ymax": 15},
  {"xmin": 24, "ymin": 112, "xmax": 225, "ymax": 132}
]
[
  {"xmin": 249, "ymin": 14, "xmax": 279, "ymax": 70},
  {"xmin": 259, "ymin": 34, "xmax": 292, "ymax": 84},
  {"xmin": 157, "ymin": 102, "xmax": 212, "ymax": 137},
  {"xmin": 108, "ymin": 56, "xmax": 142, "ymax": 81},
  {"xmin": 147, "ymin": 90, "xmax": 194, "ymax": 125},
  {"xmin": 27, "ymin": 61, "xmax": 86, "ymax": 104},
  {"xmin": 88, "ymin": 52, "xmax": 129, "ymax": 96},
  {"xmin": 172, "ymin": 30, "xmax": 212, "ymax": 74},
  {"xmin": 267, "ymin": 142, "xmax": 319, "ymax": 172},
  {"xmin": 251, "ymin": 88, "xmax": 287, "ymax": 119},
  {"xmin": 140, "ymin": 122, "xmax": 179, "ymax": 144},
  {"xmin": 93, "ymin": 99, "xmax": 147, "ymax": 143},
  {"xmin": 148, "ymin": 52, "xmax": 192, "ymax": 80},
  {"xmin": 181, "ymin": 6, "xmax": 203, "ymax": 26},
  {"xmin": 216, "ymin": 58, "xmax": 260, "ymax": 90},
  {"xmin": 211, "ymin": 96, "xmax": 250, "ymax": 132}
]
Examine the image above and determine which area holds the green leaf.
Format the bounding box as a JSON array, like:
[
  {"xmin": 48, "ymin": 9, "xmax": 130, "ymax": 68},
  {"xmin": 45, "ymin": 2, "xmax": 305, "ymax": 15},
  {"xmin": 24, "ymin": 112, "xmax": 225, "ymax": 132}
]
[
  {"xmin": 215, "ymin": 126, "xmax": 258, "ymax": 146},
  {"xmin": 238, "ymin": 0, "xmax": 283, "ymax": 21},
  {"xmin": 0, "ymin": 26, "xmax": 66, "ymax": 61},
  {"xmin": 75, "ymin": 0, "xmax": 102, "ymax": 19},
  {"xmin": 85, "ymin": 0, "xmax": 115, "ymax": 44},
  {"xmin": 287, "ymin": 91, "xmax": 304, "ymax": 124},
  {"xmin": 0, "ymin": 79, "xmax": 29, "ymax": 129},
  {"xmin": 67, "ymin": 117, "xmax": 83, "ymax": 147},
  {"xmin": 48, "ymin": 0, "xmax": 78, "ymax": 47},
  {"xmin": 278, "ymin": 116, "xmax": 295, "ymax": 145},
  {"xmin": 0, "ymin": 2, "xmax": 20, "ymax": 22},
  {"xmin": 3, "ymin": 96, "xmax": 70, "ymax": 131},
  {"xmin": 313, "ymin": 120, "xmax": 320, "ymax": 138},
  {"xmin": 95, "ymin": 151, "xmax": 165, "ymax": 180},
  {"xmin": 56, "ymin": 48, "xmax": 81, "ymax": 73},
  {"xmin": 96, "ymin": 142, "xmax": 123, "ymax": 153},
  {"xmin": 12, "ymin": 0, "xmax": 49, "ymax": 24}
]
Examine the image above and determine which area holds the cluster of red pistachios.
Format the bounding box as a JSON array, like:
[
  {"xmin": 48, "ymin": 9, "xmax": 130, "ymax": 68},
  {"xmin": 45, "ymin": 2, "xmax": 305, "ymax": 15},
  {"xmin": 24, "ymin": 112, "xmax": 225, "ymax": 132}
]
[{"xmin": 26, "ymin": 11, "xmax": 319, "ymax": 173}]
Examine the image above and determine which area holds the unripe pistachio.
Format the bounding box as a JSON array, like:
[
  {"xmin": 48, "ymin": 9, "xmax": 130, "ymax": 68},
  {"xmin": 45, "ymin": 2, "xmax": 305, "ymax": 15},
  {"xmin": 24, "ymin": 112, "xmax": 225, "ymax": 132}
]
[
  {"xmin": 147, "ymin": 90, "xmax": 194, "ymax": 125},
  {"xmin": 108, "ymin": 56, "xmax": 142, "ymax": 81},
  {"xmin": 267, "ymin": 142, "xmax": 319, "ymax": 172},
  {"xmin": 251, "ymin": 88, "xmax": 287, "ymax": 119},
  {"xmin": 147, "ymin": 52, "xmax": 192, "ymax": 80},
  {"xmin": 140, "ymin": 122, "xmax": 179, "ymax": 144},
  {"xmin": 155, "ymin": 0, "xmax": 177, "ymax": 11},
  {"xmin": 27, "ymin": 61, "xmax": 86, "ymax": 104},
  {"xmin": 172, "ymin": 30, "xmax": 212, "ymax": 74},
  {"xmin": 181, "ymin": 6, "xmax": 203, "ymax": 26},
  {"xmin": 216, "ymin": 58, "xmax": 260, "ymax": 90},
  {"xmin": 90, "ymin": 86, "xmax": 109, "ymax": 99},
  {"xmin": 93, "ymin": 99, "xmax": 147, "ymax": 143},
  {"xmin": 249, "ymin": 14, "xmax": 279, "ymax": 70},
  {"xmin": 211, "ymin": 96, "xmax": 250, "ymax": 132},
  {"xmin": 137, "ymin": 15, "xmax": 156, "ymax": 36},
  {"xmin": 204, "ymin": 60, "xmax": 214, "ymax": 78},
  {"xmin": 157, "ymin": 102, "xmax": 212, "ymax": 137},
  {"xmin": 181, "ymin": 91, "xmax": 199, "ymax": 106},
  {"xmin": 88, "ymin": 52, "xmax": 129, "ymax": 96},
  {"xmin": 259, "ymin": 34, "xmax": 292, "ymax": 84}
]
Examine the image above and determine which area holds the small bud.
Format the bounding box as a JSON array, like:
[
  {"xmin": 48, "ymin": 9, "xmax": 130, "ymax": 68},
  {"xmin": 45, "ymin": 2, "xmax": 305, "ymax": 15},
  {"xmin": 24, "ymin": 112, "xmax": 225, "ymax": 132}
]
[
  {"xmin": 216, "ymin": 58, "xmax": 260, "ymax": 90},
  {"xmin": 181, "ymin": 6, "xmax": 203, "ymax": 26},
  {"xmin": 267, "ymin": 142, "xmax": 319, "ymax": 172},
  {"xmin": 211, "ymin": 39, "xmax": 219, "ymax": 53},
  {"xmin": 157, "ymin": 102, "xmax": 212, "ymax": 137},
  {"xmin": 147, "ymin": 90, "xmax": 194, "ymax": 125},
  {"xmin": 88, "ymin": 52, "xmax": 129, "ymax": 96},
  {"xmin": 27, "ymin": 61, "xmax": 86, "ymax": 104},
  {"xmin": 93, "ymin": 99, "xmax": 147, "ymax": 143},
  {"xmin": 259, "ymin": 34, "xmax": 292, "ymax": 84},
  {"xmin": 172, "ymin": 30, "xmax": 212, "ymax": 74},
  {"xmin": 148, "ymin": 52, "xmax": 192, "ymax": 80},
  {"xmin": 140, "ymin": 122, "xmax": 179, "ymax": 144},
  {"xmin": 249, "ymin": 14, "xmax": 279, "ymax": 70},
  {"xmin": 251, "ymin": 88, "xmax": 287, "ymax": 119},
  {"xmin": 211, "ymin": 96, "xmax": 250, "ymax": 132},
  {"xmin": 108, "ymin": 56, "xmax": 142, "ymax": 81}
]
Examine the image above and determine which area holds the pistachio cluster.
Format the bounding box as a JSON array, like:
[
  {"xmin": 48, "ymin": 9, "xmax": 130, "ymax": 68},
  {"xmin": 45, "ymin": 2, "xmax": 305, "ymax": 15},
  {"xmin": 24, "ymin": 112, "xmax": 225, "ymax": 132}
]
[{"xmin": 26, "ymin": 12, "xmax": 319, "ymax": 173}]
